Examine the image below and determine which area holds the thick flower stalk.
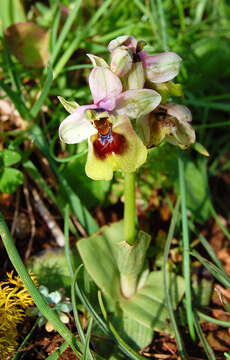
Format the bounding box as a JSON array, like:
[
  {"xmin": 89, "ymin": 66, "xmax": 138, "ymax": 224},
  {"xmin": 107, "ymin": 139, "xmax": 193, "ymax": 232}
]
[{"xmin": 59, "ymin": 54, "xmax": 161, "ymax": 180}]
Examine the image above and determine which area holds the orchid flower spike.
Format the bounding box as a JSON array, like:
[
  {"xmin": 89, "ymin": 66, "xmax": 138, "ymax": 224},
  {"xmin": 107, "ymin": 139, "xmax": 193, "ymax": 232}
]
[
  {"xmin": 108, "ymin": 35, "xmax": 182, "ymax": 88},
  {"xmin": 137, "ymin": 104, "xmax": 196, "ymax": 148},
  {"xmin": 59, "ymin": 56, "xmax": 161, "ymax": 180}
]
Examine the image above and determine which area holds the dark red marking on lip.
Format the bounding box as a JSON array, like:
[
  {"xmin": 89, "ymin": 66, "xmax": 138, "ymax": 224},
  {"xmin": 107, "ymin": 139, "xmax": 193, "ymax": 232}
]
[{"xmin": 93, "ymin": 131, "xmax": 127, "ymax": 160}]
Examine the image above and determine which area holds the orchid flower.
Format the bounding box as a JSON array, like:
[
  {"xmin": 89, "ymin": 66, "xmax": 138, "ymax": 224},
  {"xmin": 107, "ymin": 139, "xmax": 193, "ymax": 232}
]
[
  {"xmin": 108, "ymin": 35, "xmax": 182, "ymax": 88},
  {"xmin": 137, "ymin": 103, "xmax": 196, "ymax": 148},
  {"xmin": 59, "ymin": 55, "xmax": 161, "ymax": 180}
]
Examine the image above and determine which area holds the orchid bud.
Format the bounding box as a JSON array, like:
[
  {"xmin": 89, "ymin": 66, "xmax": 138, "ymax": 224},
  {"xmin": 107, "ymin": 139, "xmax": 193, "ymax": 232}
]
[
  {"xmin": 108, "ymin": 35, "xmax": 137, "ymax": 53},
  {"xmin": 126, "ymin": 62, "xmax": 145, "ymax": 89},
  {"xmin": 110, "ymin": 47, "xmax": 133, "ymax": 77}
]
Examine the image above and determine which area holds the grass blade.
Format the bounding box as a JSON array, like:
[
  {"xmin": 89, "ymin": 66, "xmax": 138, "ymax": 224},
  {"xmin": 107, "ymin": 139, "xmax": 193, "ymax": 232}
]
[
  {"xmin": 193, "ymin": 312, "xmax": 216, "ymax": 360},
  {"xmin": 30, "ymin": 64, "xmax": 53, "ymax": 118},
  {"xmin": 51, "ymin": 0, "xmax": 82, "ymax": 65},
  {"xmin": 189, "ymin": 221, "xmax": 226, "ymax": 271},
  {"xmin": 211, "ymin": 206, "xmax": 230, "ymax": 241},
  {"xmin": 0, "ymin": 79, "xmax": 31, "ymax": 120},
  {"xmin": 53, "ymin": 0, "xmax": 114, "ymax": 78},
  {"xmin": 198, "ymin": 311, "xmax": 230, "ymax": 328},
  {"xmin": 178, "ymin": 155, "xmax": 196, "ymax": 340},
  {"xmin": 73, "ymin": 265, "xmax": 110, "ymax": 337},
  {"xmin": 51, "ymin": 7, "xmax": 61, "ymax": 53},
  {"xmin": 82, "ymin": 317, "xmax": 93, "ymax": 360},
  {"xmin": 12, "ymin": 319, "xmax": 39, "ymax": 360},
  {"xmin": 191, "ymin": 250, "xmax": 230, "ymax": 289},
  {"xmin": 163, "ymin": 197, "xmax": 188, "ymax": 359},
  {"xmin": 97, "ymin": 292, "xmax": 146, "ymax": 360},
  {"xmin": 46, "ymin": 341, "xmax": 69, "ymax": 360}
]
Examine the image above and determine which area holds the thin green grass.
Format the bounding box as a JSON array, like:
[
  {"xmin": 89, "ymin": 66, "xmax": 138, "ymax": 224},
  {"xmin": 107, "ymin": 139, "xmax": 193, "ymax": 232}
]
[
  {"xmin": 163, "ymin": 197, "xmax": 188, "ymax": 359},
  {"xmin": 178, "ymin": 156, "xmax": 196, "ymax": 341}
]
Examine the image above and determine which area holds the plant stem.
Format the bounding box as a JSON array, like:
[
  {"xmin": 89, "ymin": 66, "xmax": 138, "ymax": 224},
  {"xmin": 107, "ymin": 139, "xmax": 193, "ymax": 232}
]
[
  {"xmin": 0, "ymin": 212, "xmax": 80, "ymax": 356},
  {"xmin": 124, "ymin": 172, "xmax": 136, "ymax": 245},
  {"xmin": 120, "ymin": 273, "xmax": 137, "ymax": 298}
]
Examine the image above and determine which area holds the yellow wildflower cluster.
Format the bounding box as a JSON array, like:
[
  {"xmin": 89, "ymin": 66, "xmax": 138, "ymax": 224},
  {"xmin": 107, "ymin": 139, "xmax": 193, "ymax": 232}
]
[{"xmin": 0, "ymin": 271, "xmax": 37, "ymax": 359}]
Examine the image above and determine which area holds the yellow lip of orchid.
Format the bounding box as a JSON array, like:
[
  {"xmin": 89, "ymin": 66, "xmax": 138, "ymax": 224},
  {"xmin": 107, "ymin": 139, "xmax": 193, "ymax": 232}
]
[{"xmin": 85, "ymin": 114, "xmax": 147, "ymax": 181}]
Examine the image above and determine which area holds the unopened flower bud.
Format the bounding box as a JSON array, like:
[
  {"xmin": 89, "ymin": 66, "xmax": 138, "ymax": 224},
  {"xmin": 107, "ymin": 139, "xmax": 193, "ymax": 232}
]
[
  {"xmin": 110, "ymin": 47, "xmax": 133, "ymax": 77},
  {"xmin": 126, "ymin": 62, "xmax": 145, "ymax": 89}
]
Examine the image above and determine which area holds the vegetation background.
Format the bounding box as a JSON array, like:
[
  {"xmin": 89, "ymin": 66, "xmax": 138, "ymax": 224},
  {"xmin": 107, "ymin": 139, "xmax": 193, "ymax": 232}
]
[{"xmin": 1, "ymin": 0, "xmax": 230, "ymax": 359}]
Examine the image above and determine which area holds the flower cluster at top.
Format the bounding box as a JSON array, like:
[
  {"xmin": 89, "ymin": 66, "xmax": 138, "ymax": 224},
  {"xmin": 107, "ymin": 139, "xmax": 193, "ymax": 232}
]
[{"xmin": 59, "ymin": 35, "xmax": 195, "ymax": 181}]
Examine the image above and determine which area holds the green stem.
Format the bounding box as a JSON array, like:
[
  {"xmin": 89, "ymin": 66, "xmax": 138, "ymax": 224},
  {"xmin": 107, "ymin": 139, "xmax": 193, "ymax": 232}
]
[
  {"xmin": 0, "ymin": 212, "xmax": 80, "ymax": 356},
  {"xmin": 124, "ymin": 172, "xmax": 136, "ymax": 245}
]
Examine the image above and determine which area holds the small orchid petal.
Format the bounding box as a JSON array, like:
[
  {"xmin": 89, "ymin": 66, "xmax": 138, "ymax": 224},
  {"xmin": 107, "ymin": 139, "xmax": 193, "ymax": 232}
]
[
  {"xmin": 166, "ymin": 121, "xmax": 196, "ymax": 146},
  {"xmin": 98, "ymin": 96, "xmax": 117, "ymax": 111},
  {"xmin": 89, "ymin": 67, "xmax": 122, "ymax": 105},
  {"xmin": 126, "ymin": 62, "xmax": 145, "ymax": 89},
  {"xmin": 59, "ymin": 105, "xmax": 97, "ymax": 144},
  {"xmin": 139, "ymin": 51, "xmax": 182, "ymax": 83},
  {"xmin": 163, "ymin": 103, "xmax": 192, "ymax": 123},
  {"xmin": 108, "ymin": 35, "xmax": 137, "ymax": 53},
  {"xmin": 110, "ymin": 47, "xmax": 133, "ymax": 76},
  {"xmin": 114, "ymin": 89, "xmax": 161, "ymax": 119},
  {"xmin": 87, "ymin": 53, "xmax": 109, "ymax": 68},
  {"xmin": 164, "ymin": 104, "xmax": 195, "ymax": 146}
]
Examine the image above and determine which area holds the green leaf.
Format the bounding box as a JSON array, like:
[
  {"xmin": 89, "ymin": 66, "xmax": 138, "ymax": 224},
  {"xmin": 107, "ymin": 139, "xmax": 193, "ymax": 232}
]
[
  {"xmin": 4, "ymin": 22, "xmax": 50, "ymax": 68},
  {"xmin": 0, "ymin": 149, "xmax": 21, "ymax": 167},
  {"xmin": 77, "ymin": 221, "xmax": 122, "ymax": 300},
  {"xmin": 58, "ymin": 96, "xmax": 79, "ymax": 114},
  {"xmin": 77, "ymin": 221, "xmax": 185, "ymax": 349},
  {"xmin": 27, "ymin": 248, "xmax": 82, "ymax": 294},
  {"xmin": 119, "ymin": 271, "xmax": 184, "ymax": 334},
  {"xmin": 0, "ymin": 168, "xmax": 24, "ymax": 193}
]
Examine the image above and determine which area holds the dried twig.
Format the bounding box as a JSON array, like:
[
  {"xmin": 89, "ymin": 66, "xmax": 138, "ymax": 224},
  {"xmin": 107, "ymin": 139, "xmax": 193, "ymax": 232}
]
[
  {"xmin": 71, "ymin": 213, "xmax": 87, "ymax": 238},
  {"xmin": 31, "ymin": 188, "xmax": 65, "ymax": 246}
]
